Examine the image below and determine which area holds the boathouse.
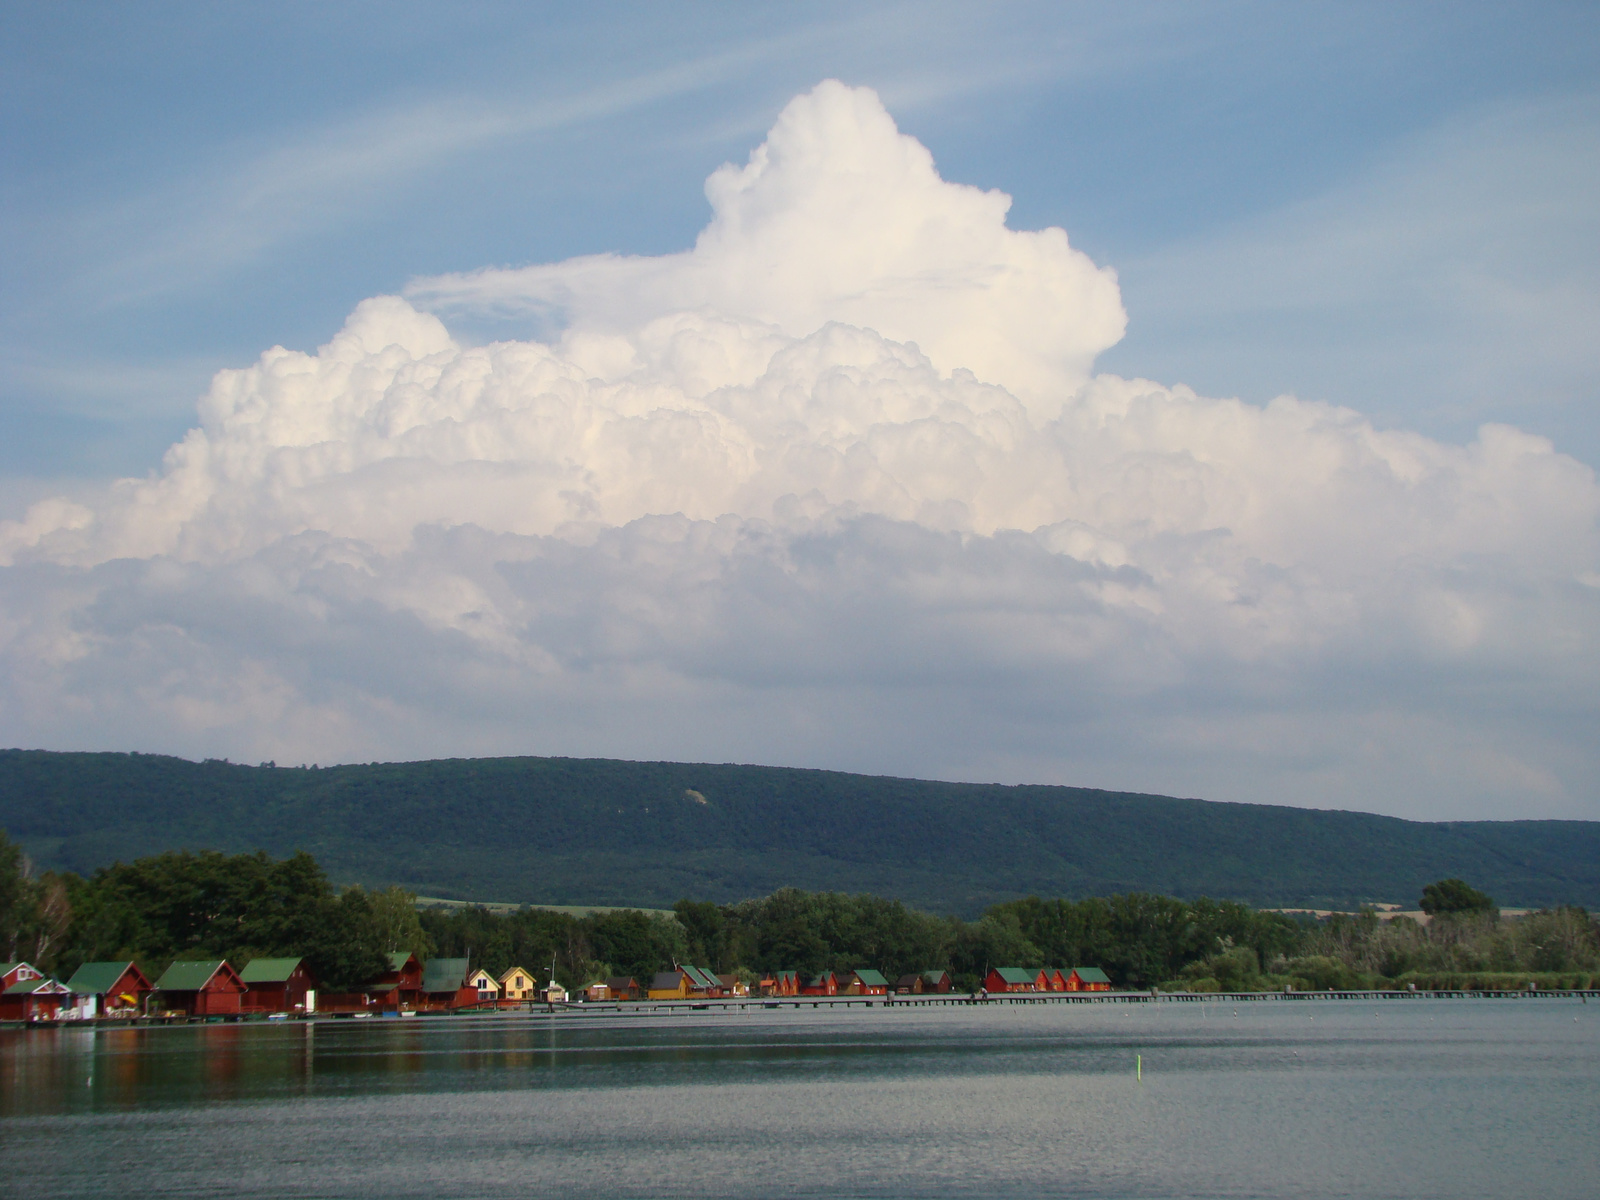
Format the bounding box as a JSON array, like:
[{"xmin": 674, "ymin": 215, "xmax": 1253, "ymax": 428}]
[
  {"xmin": 152, "ymin": 960, "xmax": 247, "ymax": 1016},
  {"xmin": 762, "ymin": 969, "xmax": 801, "ymax": 997},
  {"xmin": 65, "ymin": 961, "xmax": 152, "ymax": 1017},
  {"xmin": 240, "ymin": 957, "xmax": 317, "ymax": 1014},
  {"xmin": 500, "ymin": 966, "xmax": 537, "ymax": 1001},
  {"xmin": 647, "ymin": 965, "xmax": 720, "ymax": 999},
  {"xmin": 0, "ymin": 975, "xmax": 72, "ymax": 1021},
  {"xmin": 606, "ymin": 976, "xmax": 642, "ymax": 1000},
  {"xmin": 844, "ymin": 969, "xmax": 889, "ymax": 995},
  {"xmin": 466, "ymin": 968, "xmax": 499, "ymax": 1004},
  {"xmin": 683, "ymin": 965, "xmax": 722, "ymax": 996},
  {"xmin": 648, "ymin": 970, "xmax": 688, "ymax": 999},
  {"xmin": 420, "ymin": 958, "xmax": 475, "ymax": 1009},
  {"xmin": 1066, "ymin": 967, "xmax": 1112, "ymax": 991},
  {"xmin": 894, "ymin": 969, "xmax": 955, "ymax": 994},
  {"xmin": 984, "ymin": 967, "xmax": 1043, "ymax": 993},
  {"xmin": 801, "ymin": 970, "xmax": 839, "ymax": 996},
  {"xmin": 0, "ymin": 961, "xmax": 41, "ymax": 990},
  {"xmin": 367, "ymin": 951, "xmax": 424, "ymax": 1011}
]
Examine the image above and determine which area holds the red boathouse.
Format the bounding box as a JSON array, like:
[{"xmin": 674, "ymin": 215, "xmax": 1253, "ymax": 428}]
[
  {"xmin": 984, "ymin": 967, "xmax": 1044, "ymax": 993},
  {"xmin": 801, "ymin": 970, "xmax": 839, "ymax": 996},
  {"xmin": 0, "ymin": 976, "xmax": 73, "ymax": 1021},
  {"xmin": 240, "ymin": 957, "xmax": 318, "ymax": 1013},
  {"xmin": 151, "ymin": 960, "xmax": 247, "ymax": 1016},
  {"xmin": 65, "ymin": 961, "xmax": 153, "ymax": 1017},
  {"xmin": 1066, "ymin": 967, "xmax": 1112, "ymax": 992}
]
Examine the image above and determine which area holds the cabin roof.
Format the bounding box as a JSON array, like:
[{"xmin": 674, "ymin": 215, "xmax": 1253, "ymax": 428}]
[
  {"xmin": 421, "ymin": 958, "xmax": 470, "ymax": 992},
  {"xmin": 852, "ymin": 969, "xmax": 889, "ymax": 986},
  {"xmin": 498, "ymin": 966, "xmax": 532, "ymax": 983},
  {"xmin": 66, "ymin": 961, "xmax": 143, "ymax": 995},
  {"xmin": 922, "ymin": 970, "xmax": 950, "ymax": 982},
  {"xmin": 1072, "ymin": 967, "xmax": 1112, "ymax": 984},
  {"xmin": 154, "ymin": 960, "xmax": 230, "ymax": 991},
  {"xmin": 681, "ymin": 965, "xmax": 720, "ymax": 988},
  {"xmin": 387, "ymin": 951, "xmax": 416, "ymax": 972},
  {"xmin": 990, "ymin": 967, "xmax": 1038, "ymax": 985},
  {"xmin": 239, "ymin": 957, "xmax": 305, "ymax": 984},
  {"xmin": 5, "ymin": 976, "xmax": 69, "ymax": 995},
  {"xmin": 650, "ymin": 971, "xmax": 682, "ymax": 990}
]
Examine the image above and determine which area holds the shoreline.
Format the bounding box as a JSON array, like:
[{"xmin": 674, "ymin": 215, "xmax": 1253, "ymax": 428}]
[{"xmin": 5, "ymin": 985, "xmax": 1594, "ymax": 1031}]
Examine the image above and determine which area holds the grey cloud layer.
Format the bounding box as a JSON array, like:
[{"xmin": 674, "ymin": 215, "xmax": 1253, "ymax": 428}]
[{"xmin": 1, "ymin": 83, "xmax": 1595, "ymax": 819}]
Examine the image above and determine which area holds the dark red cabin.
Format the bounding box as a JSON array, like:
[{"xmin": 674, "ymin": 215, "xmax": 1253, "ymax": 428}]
[
  {"xmin": 801, "ymin": 971, "xmax": 839, "ymax": 996},
  {"xmin": 152, "ymin": 960, "xmax": 247, "ymax": 1016},
  {"xmin": 240, "ymin": 957, "xmax": 319, "ymax": 1013},
  {"xmin": 0, "ymin": 976, "xmax": 72, "ymax": 1021}
]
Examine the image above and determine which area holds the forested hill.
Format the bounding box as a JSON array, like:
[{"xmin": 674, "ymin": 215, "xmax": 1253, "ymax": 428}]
[{"xmin": 2, "ymin": 749, "xmax": 1596, "ymax": 915}]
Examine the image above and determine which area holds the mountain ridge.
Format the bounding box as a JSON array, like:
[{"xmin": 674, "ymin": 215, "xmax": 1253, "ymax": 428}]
[{"xmin": 1, "ymin": 749, "xmax": 1595, "ymax": 916}]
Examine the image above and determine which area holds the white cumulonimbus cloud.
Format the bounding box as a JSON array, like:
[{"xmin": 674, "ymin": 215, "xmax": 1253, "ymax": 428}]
[{"xmin": 1, "ymin": 81, "xmax": 1596, "ymax": 820}]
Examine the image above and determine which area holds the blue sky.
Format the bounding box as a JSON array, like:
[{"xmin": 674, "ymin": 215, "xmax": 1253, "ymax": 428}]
[
  {"xmin": 0, "ymin": 3, "xmax": 1596, "ymax": 821},
  {"xmin": 5, "ymin": 2, "xmax": 1596, "ymax": 486}
]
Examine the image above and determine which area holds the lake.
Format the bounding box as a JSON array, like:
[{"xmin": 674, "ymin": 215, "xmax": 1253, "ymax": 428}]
[{"xmin": 2, "ymin": 997, "xmax": 1596, "ymax": 1198}]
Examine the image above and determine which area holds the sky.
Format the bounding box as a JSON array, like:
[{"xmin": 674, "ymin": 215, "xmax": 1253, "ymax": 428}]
[{"xmin": 1, "ymin": 1, "xmax": 1597, "ymax": 822}]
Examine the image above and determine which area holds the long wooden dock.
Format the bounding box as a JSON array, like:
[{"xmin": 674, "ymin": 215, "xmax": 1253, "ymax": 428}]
[{"xmin": 528, "ymin": 986, "xmax": 1599, "ymax": 1017}]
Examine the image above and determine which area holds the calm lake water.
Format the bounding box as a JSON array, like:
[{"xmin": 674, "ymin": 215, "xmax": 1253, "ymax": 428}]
[{"xmin": 2, "ymin": 998, "xmax": 1596, "ymax": 1198}]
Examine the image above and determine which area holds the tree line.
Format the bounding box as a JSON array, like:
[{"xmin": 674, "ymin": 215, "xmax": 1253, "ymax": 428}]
[
  {"xmin": 3, "ymin": 832, "xmax": 1595, "ymax": 993},
  {"xmin": 1, "ymin": 833, "xmax": 426, "ymax": 990}
]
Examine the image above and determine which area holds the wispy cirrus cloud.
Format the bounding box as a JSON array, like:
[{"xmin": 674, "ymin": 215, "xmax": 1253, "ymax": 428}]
[
  {"xmin": 1099, "ymin": 90, "xmax": 1600, "ymax": 459},
  {"xmin": 49, "ymin": 5, "xmax": 1126, "ymax": 309}
]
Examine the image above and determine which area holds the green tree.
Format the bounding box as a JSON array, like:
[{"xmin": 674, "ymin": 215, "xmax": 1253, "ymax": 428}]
[
  {"xmin": 949, "ymin": 912, "xmax": 1042, "ymax": 989},
  {"xmin": 55, "ymin": 847, "xmax": 389, "ymax": 984},
  {"xmin": 1420, "ymin": 879, "xmax": 1496, "ymax": 916},
  {"xmin": 674, "ymin": 899, "xmax": 728, "ymax": 969},
  {"xmin": 305, "ymin": 887, "xmax": 392, "ymax": 991},
  {"xmin": 366, "ymin": 886, "xmax": 429, "ymax": 959},
  {"xmin": 590, "ymin": 910, "xmax": 684, "ymax": 980},
  {"xmin": 0, "ymin": 829, "xmax": 33, "ymax": 961},
  {"xmin": 1180, "ymin": 945, "xmax": 1260, "ymax": 991}
]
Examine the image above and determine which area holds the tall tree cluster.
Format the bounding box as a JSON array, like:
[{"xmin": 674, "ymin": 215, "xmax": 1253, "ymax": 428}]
[
  {"xmin": 0, "ymin": 830, "xmax": 425, "ymax": 990},
  {"xmin": 4, "ymin": 828, "xmax": 1595, "ymax": 993}
]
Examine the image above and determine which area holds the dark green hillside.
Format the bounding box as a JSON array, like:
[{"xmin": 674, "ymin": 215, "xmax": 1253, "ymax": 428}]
[{"xmin": 1, "ymin": 749, "xmax": 1596, "ymax": 915}]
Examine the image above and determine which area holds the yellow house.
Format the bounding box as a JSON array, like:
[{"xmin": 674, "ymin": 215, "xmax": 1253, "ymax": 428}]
[
  {"xmin": 466, "ymin": 968, "xmax": 499, "ymax": 1003},
  {"xmin": 647, "ymin": 970, "xmax": 689, "ymax": 1000},
  {"xmin": 499, "ymin": 966, "xmax": 536, "ymax": 1001}
]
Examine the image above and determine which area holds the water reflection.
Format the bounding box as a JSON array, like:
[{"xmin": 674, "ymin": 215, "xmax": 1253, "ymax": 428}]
[{"xmin": 2, "ymin": 1001, "xmax": 1596, "ymax": 1198}]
